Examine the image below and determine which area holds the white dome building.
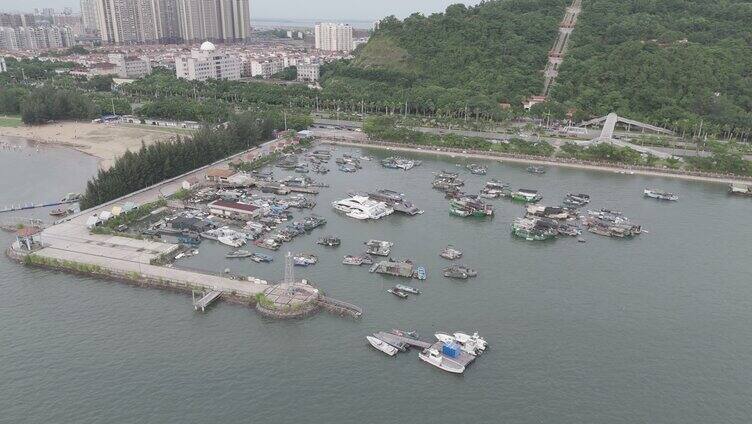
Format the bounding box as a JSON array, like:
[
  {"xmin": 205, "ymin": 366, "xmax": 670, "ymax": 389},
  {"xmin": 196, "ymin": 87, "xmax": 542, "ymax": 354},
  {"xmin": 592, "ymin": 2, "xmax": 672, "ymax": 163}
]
[
  {"xmin": 175, "ymin": 40, "xmax": 241, "ymax": 82},
  {"xmin": 199, "ymin": 41, "xmax": 216, "ymax": 51}
]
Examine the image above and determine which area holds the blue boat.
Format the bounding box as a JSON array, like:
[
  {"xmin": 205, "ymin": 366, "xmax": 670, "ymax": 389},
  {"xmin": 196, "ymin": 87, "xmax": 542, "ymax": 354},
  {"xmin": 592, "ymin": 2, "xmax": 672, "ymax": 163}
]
[{"xmin": 416, "ymin": 266, "xmax": 427, "ymax": 280}]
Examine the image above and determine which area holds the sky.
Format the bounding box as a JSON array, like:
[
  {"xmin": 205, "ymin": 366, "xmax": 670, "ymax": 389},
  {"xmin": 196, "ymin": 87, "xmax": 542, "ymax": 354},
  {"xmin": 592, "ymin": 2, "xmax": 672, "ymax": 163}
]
[{"xmin": 10, "ymin": 0, "xmax": 484, "ymax": 21}]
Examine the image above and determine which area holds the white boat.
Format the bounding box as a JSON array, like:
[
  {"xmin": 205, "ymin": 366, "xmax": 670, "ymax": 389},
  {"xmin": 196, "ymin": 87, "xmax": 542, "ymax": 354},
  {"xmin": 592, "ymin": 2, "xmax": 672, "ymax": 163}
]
[
  {"xmin": 454, "ymin": 332, "xmax": 488, "ymax": 353},
  {"xmin": 418, "ymin": 348, "xmax": 465, "ymax": 374},
  {"xmin": 331, "ymin": 196, "xmax": 394, "ymax": 220},
  {"xmin": 366, "ymin": 336, "xmax": 398, "ymax": 356},
  {"xmin": 435, "ymin": 333, "xmax": 456, "ymax": 344},
  {"xmin": 218, "ymin": 234, "xmax": 244, "ymax": 248}
]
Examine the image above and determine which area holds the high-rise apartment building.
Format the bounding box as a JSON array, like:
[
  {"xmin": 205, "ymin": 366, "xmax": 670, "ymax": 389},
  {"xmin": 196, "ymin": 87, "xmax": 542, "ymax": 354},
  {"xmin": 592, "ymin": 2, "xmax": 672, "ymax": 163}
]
[
  {"xmin": 177, "ymin": 0, "xmax": 249, "ymax": 42},
  {"xmin": 96, "ymin": 0, "xmax": 160, "ymax": 44},
  {"xmin": 314, "ymin": 23, "xmax": 353, "ymax": 52},
  {"xmin": 0, "ymin": 26, "xmax": 75, "ymax": 50},
  {"xmin": 0, "ymin": 57, "xmax": 6, "ymax": 73},
  {"xmin": 81, "ymin": 0, "xmax": 101, "ymax": 33},
  {"xmin": 175, "ymin": 41, "xmax": 241, "ymax": 81}
]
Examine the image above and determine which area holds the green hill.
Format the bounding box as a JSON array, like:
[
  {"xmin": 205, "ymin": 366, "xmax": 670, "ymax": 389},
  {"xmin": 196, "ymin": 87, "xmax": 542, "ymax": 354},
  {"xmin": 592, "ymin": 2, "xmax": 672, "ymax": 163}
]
[
  {"xmin": 322, "ymin": 0, "xmax": 569, "ymax": 119},
  {"xmin": 550, "ymin": 0, "xmax": 752, "ymax": 135}
]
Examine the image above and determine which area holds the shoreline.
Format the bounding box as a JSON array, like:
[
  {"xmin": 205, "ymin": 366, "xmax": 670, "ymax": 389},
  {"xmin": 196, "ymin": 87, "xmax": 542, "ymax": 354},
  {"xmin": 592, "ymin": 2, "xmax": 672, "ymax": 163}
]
[
  {"xmin": 321, "ymin": 138, "xmax": 752, "ymax": 186},
  {"xmin": 1, "ymin": 121, "xmax": 185, "ymax": 170}
]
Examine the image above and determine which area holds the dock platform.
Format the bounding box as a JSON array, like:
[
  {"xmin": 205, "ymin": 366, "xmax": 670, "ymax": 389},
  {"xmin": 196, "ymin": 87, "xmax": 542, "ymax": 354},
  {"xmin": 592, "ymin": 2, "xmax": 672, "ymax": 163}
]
[
  {"xmin": 373, "ymin": 331, "xmax": 432, "ymax": 349},
  {"xmin": 193, "ymin": 290, "xmax": 222, "ymax": 311}
]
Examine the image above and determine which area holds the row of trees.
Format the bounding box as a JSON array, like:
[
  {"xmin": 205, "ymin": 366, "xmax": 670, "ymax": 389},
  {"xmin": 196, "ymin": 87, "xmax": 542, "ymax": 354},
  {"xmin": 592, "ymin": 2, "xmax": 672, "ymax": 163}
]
[
  {"xmin": 551, "ymin": 0, "xmax": 752, "ymax": 139},
  {"xmin": 362, "ymin": 116, "xmax": 554, "ymax": 156},
  {"xmin": 20, "ymin": 87, "xmax": 99, "ymax": 124},
  {"xmin": 79, "ymin": 110, "xmax": 282, "ymax": 209}
]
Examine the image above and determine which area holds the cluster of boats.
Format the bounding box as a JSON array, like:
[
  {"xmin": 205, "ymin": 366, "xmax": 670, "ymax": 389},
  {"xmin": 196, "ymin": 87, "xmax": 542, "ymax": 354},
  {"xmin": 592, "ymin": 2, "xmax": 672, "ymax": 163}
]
[
  {"xmin": 342, "ymin": 254, "xmax": 374, "ymax": 266},
  {"xmin": 510, "ymin": 189, "xmax": 543, "ymax": 203},
  {"xmin": 527, "ymin": 165, "xmax": 546, "ymax": 174},
  {"xmin": 386, "ymin": 284, "xmax": 421, "ymax": 299},
  {"xmin": 370, "ymin": 259, "xmax": 427, "ymax": 280},
  {"xmin": 563, "ymin": 193, "xmax": 591, "ymax": 207},
  {"xmin": 225, "ymin": 250, "xmax": 274, "ymax": 263},
  {"xmin": 336, "ymin": 154, "xmax": 364, "ymax": 173},
  {"xmin": 583, "ymin": 209, "xmax": 642, "ymax": 238},
  {"xmin": 366, "ymin": 329, "xmax": 488, "ymax": 374},
  {"xmin": 432, "ymin": 171, "xmax": 465, "ymax": 192},
  {"xmin": 332, "ymin": 195, "xmax": 394, "ymax": 220},
  {"xmin": 317, "ymin": 235, "xmax": 341, "ymax": 247},
  {"xmin": 348, "ymin": 189, "xmax": 423, "ymax": 216},
  {"xmin": 449, "ymin": 195, "xmax": 494, "ymax": 218},
  {"xmin": 479, "ymin": 179, "xmax": 510, "ymax": 199},
  {"xmin": 381, "ymin": 156, "xmax": 421, "ymax": 170},
  {"xmin": 365, "ymin": 240, "xmax": 393, "ymax": 256}
]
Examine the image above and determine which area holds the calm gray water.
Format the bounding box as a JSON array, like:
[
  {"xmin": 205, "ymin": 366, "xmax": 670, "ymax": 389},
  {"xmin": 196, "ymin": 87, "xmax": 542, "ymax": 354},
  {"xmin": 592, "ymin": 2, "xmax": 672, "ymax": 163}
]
[{"xmin": 1, "ymin": 137, "xmax": 751, "ymax": 423}]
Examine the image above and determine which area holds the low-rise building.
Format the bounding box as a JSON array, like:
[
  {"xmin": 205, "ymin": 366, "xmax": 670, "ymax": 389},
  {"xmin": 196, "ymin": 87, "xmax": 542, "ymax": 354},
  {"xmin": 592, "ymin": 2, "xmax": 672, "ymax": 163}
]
[
  {"xmin": 250, "ymin": 59, "xmax": 284, "ymax": 78},
  {"xmin": 175, "ymin": 41, "xmax": 241, "ymax": 82},
  {"xmin": 208, "ymin": 200, "xmax": 262, "ymax": 220},
  {"xmin": 108, "ymin": 53, "xmax": 152, "ymax": 79},
  {"xmin": 205, "ymin": 168, "xmax": 237, "ymax": 183},
  {"xmin": 296, "ymin": 63, "xmax": 320, "ymax": 82}
]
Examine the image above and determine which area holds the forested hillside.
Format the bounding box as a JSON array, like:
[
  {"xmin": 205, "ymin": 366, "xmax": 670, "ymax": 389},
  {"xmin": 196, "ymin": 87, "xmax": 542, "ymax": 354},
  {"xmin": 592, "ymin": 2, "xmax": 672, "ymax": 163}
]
[
  {"xmin": 551, "ymin": 0, "xmax": 752, "ymax": 136},
  {"xmin": 323, "ymin": 0, "xmax": 568, "ymax": 119}
]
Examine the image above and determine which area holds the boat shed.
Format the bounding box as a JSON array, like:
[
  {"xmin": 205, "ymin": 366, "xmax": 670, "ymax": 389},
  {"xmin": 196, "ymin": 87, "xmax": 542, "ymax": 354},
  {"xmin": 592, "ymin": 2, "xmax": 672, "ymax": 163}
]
[{"xmin": 208, "ymin": 200, "xmax": 263, "ymax": 220}]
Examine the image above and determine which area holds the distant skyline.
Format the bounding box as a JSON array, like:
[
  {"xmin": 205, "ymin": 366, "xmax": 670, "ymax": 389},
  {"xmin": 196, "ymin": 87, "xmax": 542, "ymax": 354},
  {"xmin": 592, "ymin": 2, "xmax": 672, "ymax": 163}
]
[{"xmin": 6, "ymin": 0, "xmax": 483, "ymax": 21}]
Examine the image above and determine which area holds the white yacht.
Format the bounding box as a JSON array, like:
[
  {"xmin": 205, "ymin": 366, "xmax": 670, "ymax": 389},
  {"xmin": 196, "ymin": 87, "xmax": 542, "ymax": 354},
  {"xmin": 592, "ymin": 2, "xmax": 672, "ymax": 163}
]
[
  {"xmin": 418, "ymin": 348, "xmax": 465, "ymax": 374},
  {"xmin": 454, "ymin": 332, "xmax": 488, "ymax": 353},
  {"xmin": 218, "ymin": 234, "xmax": 244, "ymax": 248},
  {"xmin": 366, "ymin": 336, "xmax": 398, "ymax": 356},
  {"xmin": 332, "ymin": 196, "xmax": 394, "ymax": 220}
]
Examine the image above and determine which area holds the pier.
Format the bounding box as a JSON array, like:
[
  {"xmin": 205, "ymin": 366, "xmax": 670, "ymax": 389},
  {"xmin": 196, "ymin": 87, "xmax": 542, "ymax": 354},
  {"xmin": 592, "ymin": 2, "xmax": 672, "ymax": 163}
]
[{"xmin": 193, "ymin": 290, "xmax": 222, "ymax": 311}]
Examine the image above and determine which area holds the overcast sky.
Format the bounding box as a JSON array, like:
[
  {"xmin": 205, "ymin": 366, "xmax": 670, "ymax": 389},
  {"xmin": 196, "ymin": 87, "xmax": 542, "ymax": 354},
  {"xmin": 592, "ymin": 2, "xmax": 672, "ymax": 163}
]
[{"xmin": 11, "ymin": 0, "xmax": 483, "ymax": 21}]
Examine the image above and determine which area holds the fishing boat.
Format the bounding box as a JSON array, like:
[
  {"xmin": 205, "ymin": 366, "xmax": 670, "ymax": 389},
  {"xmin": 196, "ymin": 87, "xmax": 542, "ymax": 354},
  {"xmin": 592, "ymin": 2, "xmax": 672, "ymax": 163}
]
[
  {"xmin": 317, "ymin": 236, "xmax": 341, "ymax": 247},
  {"xmin": 563, "ymin": 193, "xmax": 591, "ymax": 207},
  {"xmin": 510, "ymin": 189, "xmax": 543, "ymax": 203},
  {"xmin": 511, "ymin": 217, "xmax": 557, "ymax": 241},
  {"xmin": 643, "ymin": 188, "xmax": 678, "ymax": 201},
  {"xmin": 466, "ymin": 163, "xmax": 487, "ymax": 175},
  {"xmin": 395, "ymin": 284, "xmax": 420, "ymax": 294},
  {"xmin": 387, "ymin": 288, "xmax": 408, "ymax": 299},
  {"xmin": 338, "ymin": 164, "xmax": 357, "ymax": 173},
  {"xmin": 449, "ymin": 206, "xmax": 473, "ymax": 217},
  {"xmin": 366, "ymin": 336, "xmax": 398, "ymax": 356},
  {"xmin": 342, "ymin": 255, "xmax": 364, "ymax": 265},
  {"xmin": 226, "ymin": 250, "xmax": 253, "ymax": 259},
  {"xmin": 293, "ymin": 254, "xmax": 317, "ymax": 266},
  {"xmin": 250, "ymin": 253, "xmax": 274, "ymax": 263},
  {"xmin": 442, "ymin": 264, "xmax": 477, "ymax": 279},
  {"xmin": 49, "ymin": 208, "xmax": 69, "ymax": 217},
  {"xmin": 364, "ymin": 240, "xmax": 393, "ymax": 256},
  {"xmin": 439, "ymin": 246, "xmax": 463, "ymax": 260},
  {"xmin": 729, "ymin": 183, "xmax": 752, "ymax": 197},
  {"xmin": 527, "ymin": 166, "xmax": 546, "ymax": 174},
  {"xmin": 418, "ymin": 348, "xmax": 465, "ymax": 374}
]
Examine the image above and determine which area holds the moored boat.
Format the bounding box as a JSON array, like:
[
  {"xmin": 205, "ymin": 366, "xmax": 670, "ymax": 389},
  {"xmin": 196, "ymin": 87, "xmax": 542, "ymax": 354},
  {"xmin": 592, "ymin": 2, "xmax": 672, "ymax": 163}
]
[
  {"xmin": 387, "ymin": 288, "xmax": 408, "ymax": 299},
  {"xmin": 395, "ymin": 284, "xmax": 420, "ymax": 294},
  {"xmin": 418, "ymin": 348, "xmax": 465, "ymax": 374},
  {"xmin": 366, "ymin": 336, "xmax": 398, "ymax": 356},
  {"xmin": 643, "ymin": 188, "xmax": 678, "ymax": 201},
  {"xmin": 439, "ymin": 246, "xmax": 463, "ymax": 260},
  {"xmin": 317, "ymin": 236, "xmax": 341, "ymax": 247},
  {"xmin": 226, "ymin": 250, "xmax": 253, "ymax": 258}
]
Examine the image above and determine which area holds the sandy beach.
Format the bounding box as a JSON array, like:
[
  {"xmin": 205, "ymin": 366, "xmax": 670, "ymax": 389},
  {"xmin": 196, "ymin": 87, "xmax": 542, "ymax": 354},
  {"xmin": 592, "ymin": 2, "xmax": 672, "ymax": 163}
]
[
  {"xmin": 1, "ymin": 121, "xmax": 190, "ymax": 169},
  {"xmin": 322, "ymin": 138, "xmax": 752, "ymax": 186}
]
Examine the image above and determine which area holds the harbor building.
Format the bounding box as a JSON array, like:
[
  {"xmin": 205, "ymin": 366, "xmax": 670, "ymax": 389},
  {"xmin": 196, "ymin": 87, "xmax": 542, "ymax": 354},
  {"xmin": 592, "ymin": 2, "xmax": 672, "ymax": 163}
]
[
  {"xmin": 175, "ymin": 41, "xmax": 241, "ymax": 81},
  {"xmin": 208, "ymin": 200, "xmax": 263, "ymax": 220},
  {"xmin": 314, "ymin": 23, "xmax": 353, "ymax": 52}
]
